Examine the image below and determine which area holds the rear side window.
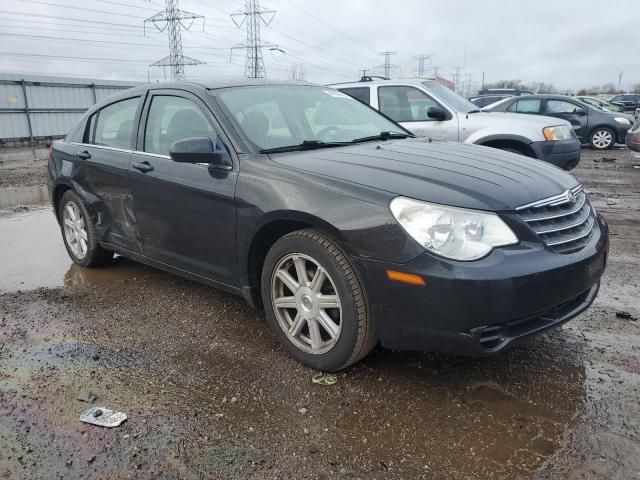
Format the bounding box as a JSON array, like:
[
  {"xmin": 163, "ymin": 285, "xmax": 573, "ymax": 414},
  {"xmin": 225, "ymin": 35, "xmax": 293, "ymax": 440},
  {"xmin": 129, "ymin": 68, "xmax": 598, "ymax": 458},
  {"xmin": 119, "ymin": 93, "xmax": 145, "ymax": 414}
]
[
  {"xmin": 507, "ymin": 99, "xmax": 541, "ymax": 113},
  {"xmin": 85, "ymin": 97, "xmax": 139, "ymax": 149},
  {"xmin": 144, "ymin": 95, "xmax": 223, "ymax": 156},
  {"xmin": 378, "ymin": 86, "xmax": 439, "ymax": 122},
  {"xmin": 546, "ymin": 100, "xmax": 581, "ymax": 114},
  {"xmin": 339, "ymin": 87, "xmax": 370, "ymax": 105}
]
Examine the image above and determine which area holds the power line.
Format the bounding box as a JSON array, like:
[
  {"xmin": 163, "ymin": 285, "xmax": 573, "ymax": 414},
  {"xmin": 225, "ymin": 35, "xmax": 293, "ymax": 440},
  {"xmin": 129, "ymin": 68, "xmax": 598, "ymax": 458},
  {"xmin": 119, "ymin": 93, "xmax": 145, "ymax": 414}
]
[
  {"xmin": 0, "ymin": 9, "xmax": 146, "ymax": 29},
  {"xmin": 16, "ymin": 0, "xmax": 148, "ymax": 19},
  {"xmin": 231, "ymin": 0, "xmax": 277, "ymax": 78},
  {"xmin": 145, "ymin": 0, "xmax": 205, "ymax": 80},
  {"xmin": 281, "ymin": 0, "xmax": 375, "ymax": 54}
]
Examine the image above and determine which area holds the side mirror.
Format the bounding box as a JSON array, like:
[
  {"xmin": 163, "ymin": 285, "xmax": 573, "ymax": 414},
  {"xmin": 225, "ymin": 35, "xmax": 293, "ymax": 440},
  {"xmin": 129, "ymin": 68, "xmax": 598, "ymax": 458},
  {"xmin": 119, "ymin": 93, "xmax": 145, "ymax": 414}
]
[
  {"xmin": 427, "ymin": 106, "xmax": 447, "ymax": 121},
  {"xmin": 575, "ymin": 109, "xmax": 587, "ymax": 116},
  {"xmin": 169, "ymin": 137, "xmax": 231, "ymax": 167}
]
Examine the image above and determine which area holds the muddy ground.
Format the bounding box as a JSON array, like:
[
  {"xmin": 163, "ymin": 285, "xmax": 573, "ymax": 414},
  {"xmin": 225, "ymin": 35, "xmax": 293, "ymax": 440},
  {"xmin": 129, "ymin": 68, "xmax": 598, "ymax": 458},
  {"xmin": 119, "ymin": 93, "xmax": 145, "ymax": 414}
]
[{"xmin": 0, "ymin": 145, "xmax": 638, "ymax": 480}]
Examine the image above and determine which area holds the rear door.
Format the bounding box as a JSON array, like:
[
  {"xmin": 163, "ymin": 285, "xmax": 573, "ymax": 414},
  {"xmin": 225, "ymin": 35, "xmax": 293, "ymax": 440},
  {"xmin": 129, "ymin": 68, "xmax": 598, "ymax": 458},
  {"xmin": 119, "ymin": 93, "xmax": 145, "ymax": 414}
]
[
  {"xmin": 543, "ymin": 99, "xmax": 589, "ymax": 141},
  {"xmin": 70, "ymin": 96, "xmax": 143, "ymax": 252},
  {"xmin": 375, "ymin": 85, "xmax": 459, "ymax": 141},
  {"xmin": 128, "ymin": 89, "xmax": 239, "ymax": 286},
  {"xmin": 506, "ymin": 97, "xmax": 543, "ymax": 116}
]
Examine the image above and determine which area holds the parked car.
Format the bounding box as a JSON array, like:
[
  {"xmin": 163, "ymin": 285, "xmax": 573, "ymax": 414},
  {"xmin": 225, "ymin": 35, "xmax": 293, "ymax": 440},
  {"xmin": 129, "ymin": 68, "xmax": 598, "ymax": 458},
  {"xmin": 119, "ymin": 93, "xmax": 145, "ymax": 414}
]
[
  {"xmin": 48, "ymin": 81, "xmax": 608, "ymax": 371},
  {"xmin": 477, "ymin": 88, "xmax": 535, "ymax": 96},
  {"xmin": 626, "ymin": 119, "xmax": 640, "ymax": 152},
  {"xmin": 468, "ymin": 94, "xmax": 514, "ymax": 108},
  {"xmin": 576, "ymin": 96, "xmax": 624, "ymax": 113},
  {"xmin": 486, "ymin": 95, "xmax": 635, "ymax": 150},
  {"xmin": 609, "ymin": 93, "xmax": 640, "ymax": 112},
  {"xmin": 332, "ymin": 79, "xmax": 581, "ymax": 170}
]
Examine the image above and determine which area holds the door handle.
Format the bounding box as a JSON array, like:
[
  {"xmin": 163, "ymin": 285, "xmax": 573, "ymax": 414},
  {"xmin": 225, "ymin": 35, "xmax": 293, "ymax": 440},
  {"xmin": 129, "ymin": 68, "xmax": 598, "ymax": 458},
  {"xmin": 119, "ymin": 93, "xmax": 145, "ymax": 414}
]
[
  {"xmin": 75, "ymin": 150, "xmax": 91, "ymax": 160},
  {"xmin": 132, "ymin": 161, "xmax": 154, "ymax": 173}
]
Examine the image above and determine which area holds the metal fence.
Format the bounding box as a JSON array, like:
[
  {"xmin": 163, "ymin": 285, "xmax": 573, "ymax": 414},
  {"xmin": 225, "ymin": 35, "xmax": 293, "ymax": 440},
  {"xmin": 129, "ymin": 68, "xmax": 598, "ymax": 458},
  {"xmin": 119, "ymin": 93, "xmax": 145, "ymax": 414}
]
[{"xmin": 0, "ymin": 73, "xmax": 140, "ymax": 142}]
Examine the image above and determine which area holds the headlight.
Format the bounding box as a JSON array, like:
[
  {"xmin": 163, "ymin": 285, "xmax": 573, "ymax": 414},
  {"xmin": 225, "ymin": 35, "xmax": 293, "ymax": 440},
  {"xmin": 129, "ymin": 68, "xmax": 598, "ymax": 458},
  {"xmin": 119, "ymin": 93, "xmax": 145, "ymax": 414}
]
[
  {"xmin": 389, "ymin": 197, "xmax": 518, "ymax": 261},
  {"xmin": 543, "ymin": 125, "xmax": 572, "ymax": 141},
  {"xmin": 614, "ymin": 117, "xmax": 631, "ymax": 125}
]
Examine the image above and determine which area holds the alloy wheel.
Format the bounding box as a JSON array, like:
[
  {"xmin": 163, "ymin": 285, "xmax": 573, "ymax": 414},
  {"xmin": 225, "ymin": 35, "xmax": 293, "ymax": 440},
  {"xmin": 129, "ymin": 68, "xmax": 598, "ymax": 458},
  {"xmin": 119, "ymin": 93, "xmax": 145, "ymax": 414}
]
[
  {"xmin": 592, "ymin": 130, "xmax": 613, "ymax": 149},
  {"xmin": 62, "ymin": 200, "xmax": 88, "ymax": 259},
  {"xmin": 271, "ymin": 253, "xmax": 342, "ymax": 355}
]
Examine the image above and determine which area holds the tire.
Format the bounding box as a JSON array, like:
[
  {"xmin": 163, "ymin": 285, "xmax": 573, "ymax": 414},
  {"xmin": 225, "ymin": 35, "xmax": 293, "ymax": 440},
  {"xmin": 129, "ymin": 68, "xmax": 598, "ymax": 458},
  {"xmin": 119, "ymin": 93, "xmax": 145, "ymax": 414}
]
[
  {"xmin": 58, "ymin": 190, "xmax": 113, "ymax": 268},
  {"xmin": 261, "ymin": 229, "xmax": 376, "ymax": 371},
  {"xmin": 500, "ymin": 146, "xmax": 534, "ymax": 158},
  {"xmin": 589, "ymin": 127, "xmax": 615, "ymax": 150}
]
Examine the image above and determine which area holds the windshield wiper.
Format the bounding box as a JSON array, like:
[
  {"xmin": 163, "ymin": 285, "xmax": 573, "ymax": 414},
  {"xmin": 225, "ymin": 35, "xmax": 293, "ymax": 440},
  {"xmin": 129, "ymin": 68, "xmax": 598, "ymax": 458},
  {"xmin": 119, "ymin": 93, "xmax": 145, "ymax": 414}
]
[
  {"xmin": 467, "ymin": 109, "xmax": 482, "ymax": 114},
  {"xmin": 350, "ymin": 131, "xmax": 413, "ymax": 143},
  {"xmin": 260, "ymin": 140, "xmax": 350, "ymax": 154}
]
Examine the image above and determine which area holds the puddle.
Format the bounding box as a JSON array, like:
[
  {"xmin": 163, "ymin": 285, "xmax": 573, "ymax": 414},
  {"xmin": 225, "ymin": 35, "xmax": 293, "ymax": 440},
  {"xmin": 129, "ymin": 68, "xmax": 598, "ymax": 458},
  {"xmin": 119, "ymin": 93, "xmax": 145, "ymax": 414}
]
[{"xmin": 0, "ymin": 206, "xmax": 149, "ymax": 292}]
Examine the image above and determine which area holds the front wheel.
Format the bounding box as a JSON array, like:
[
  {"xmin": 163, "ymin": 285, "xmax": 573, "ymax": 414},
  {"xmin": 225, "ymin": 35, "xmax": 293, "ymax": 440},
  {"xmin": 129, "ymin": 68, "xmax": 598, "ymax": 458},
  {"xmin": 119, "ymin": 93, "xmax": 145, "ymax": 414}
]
[
  {"xmin": 261, "ymin": 230, "xmax": 376, "ymax": 371},
  {"xmin": 589, "ymin": 128, "xmax": 615, "ymax": 150}
]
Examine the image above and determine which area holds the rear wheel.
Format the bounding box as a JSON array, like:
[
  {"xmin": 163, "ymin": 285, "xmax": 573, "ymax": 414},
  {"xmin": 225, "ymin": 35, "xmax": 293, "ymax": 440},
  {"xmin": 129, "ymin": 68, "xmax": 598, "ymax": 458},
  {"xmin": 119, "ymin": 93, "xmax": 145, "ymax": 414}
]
[
  {"xmin": 261, "ymin": 229, "xmax": 376, "ymax": 371},
  {"xmin": 589, "ymin": 128, "xmax": 615, "ymax": 150},
  {"xmin": 59, "ymin": 190, "xmax": 113, "ymax": 267}
]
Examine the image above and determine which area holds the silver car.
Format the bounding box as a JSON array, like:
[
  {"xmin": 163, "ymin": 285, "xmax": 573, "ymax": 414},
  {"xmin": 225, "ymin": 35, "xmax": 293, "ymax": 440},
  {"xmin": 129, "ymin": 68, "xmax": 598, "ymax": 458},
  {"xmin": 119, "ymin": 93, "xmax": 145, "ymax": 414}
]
[{"xmin": 332, "ymin": 79, "xmax": 581, "ymax": 170}]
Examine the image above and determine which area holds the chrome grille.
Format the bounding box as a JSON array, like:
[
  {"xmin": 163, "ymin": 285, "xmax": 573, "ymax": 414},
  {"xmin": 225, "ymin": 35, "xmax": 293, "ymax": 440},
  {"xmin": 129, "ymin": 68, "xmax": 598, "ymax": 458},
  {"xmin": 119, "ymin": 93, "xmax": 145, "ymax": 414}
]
[{"xmin": 517, "ymin": 185, "xmax": 595, "ymax": 254}]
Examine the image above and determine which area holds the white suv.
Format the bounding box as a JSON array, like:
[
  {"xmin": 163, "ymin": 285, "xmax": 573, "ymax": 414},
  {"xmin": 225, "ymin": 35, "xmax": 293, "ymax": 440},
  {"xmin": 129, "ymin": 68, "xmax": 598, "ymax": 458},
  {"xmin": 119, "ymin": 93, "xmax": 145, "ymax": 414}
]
[{"xmin": 331, "ymin": 78, "xmax": 581, "ymax": 170}]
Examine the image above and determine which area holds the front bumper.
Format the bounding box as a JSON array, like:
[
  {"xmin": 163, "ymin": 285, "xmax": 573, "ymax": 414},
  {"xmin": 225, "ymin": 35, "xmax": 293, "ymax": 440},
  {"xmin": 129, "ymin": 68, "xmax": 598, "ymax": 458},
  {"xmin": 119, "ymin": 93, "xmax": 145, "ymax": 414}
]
[
  {"xmin": 613, "ymin": 123, "xmax": 631, "ymax": 144},
  {"xmin": 625, "ymin": 128, "xmax": 640, "ymax": 152},
  {"xmin": 353, "ymin": 214, "xmax": 608, "ymax": 356},
  {"xmin": 529, "ymin": 138, "xmax": 581, "ymax": 171}
]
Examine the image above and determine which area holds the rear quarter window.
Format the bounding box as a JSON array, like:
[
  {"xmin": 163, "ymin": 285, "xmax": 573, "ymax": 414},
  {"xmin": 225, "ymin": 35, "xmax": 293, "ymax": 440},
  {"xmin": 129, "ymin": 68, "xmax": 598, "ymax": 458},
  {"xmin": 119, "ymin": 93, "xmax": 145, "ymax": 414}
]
[{"xmin": 84, "ymin": 97, "xmax": 140, "ymax": 150}]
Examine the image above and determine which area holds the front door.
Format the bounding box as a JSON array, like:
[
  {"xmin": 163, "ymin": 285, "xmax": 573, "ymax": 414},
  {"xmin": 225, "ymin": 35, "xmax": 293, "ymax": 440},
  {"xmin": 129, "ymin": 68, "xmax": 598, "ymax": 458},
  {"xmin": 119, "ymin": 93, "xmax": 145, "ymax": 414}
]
[
  {"xmin": 543, "ymin": 99, "xmax": 589, "ymax": 142},
  {"xmin": 375, "ymin": 85, "xmax": 459, "ymax": 141},
  {"xmin": 128, "ymin": 90, "xmax": 238, "ymax": 286}
]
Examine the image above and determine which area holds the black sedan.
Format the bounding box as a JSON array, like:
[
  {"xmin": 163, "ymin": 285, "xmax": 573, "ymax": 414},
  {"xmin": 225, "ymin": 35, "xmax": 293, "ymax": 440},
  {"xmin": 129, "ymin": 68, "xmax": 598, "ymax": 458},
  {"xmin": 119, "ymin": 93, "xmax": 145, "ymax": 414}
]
[
  {"xmin": 48, "ymin": 81, "xmax": 608, "ymax": 371},
  {"xmin": 609, "ymin": 93, "xmax": 640, "ymax": 113},
  {"xmin": 486, "ymin": 94, "xmax": 635, "ymax": 149}
]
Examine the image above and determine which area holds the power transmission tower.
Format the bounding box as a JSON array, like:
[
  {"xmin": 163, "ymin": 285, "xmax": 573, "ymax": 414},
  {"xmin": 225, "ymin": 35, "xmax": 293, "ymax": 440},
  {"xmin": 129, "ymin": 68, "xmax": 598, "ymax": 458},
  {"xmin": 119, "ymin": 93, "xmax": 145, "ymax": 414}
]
[
  {"xmin": 144, "ymin": 0, "xmax": 205, "ymax": 81},
  {"xmin": 231, "ymin": 0, "xmax": 278, "ymax": 78},
  {"xmin": 377, "ymin": 51, "xmax": 398, "ymax": 79},
  {"xmin": 412, "ymin": 54, "xmax": 432, "ymax": 77},
  {"xmin": 432, "ymin": 65, "xmax": 440, "ymax": 78}
]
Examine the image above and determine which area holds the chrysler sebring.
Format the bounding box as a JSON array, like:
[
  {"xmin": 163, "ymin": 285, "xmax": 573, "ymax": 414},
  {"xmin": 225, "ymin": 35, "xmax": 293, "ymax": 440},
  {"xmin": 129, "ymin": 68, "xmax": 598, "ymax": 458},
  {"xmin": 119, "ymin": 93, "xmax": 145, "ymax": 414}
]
[{"xmin": 48, "ymin": 81, "xmax": 608, "ymax": 371}]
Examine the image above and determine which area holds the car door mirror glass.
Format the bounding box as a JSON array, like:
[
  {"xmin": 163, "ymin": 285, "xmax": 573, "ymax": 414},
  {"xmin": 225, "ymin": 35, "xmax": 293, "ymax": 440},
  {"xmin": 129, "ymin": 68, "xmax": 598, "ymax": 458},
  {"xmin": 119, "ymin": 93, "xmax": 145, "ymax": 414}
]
[{"xmin": 169, "ymin": 137, "xmax": 231, "ymax": 166}]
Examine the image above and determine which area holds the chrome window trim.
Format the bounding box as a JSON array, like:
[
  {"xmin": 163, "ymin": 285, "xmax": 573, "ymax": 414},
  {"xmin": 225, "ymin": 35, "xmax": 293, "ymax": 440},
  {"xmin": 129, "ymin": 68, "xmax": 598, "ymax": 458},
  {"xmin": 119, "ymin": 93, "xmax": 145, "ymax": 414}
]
[{"xmin": 69, "ymin": 142, "xmax": 132, "ymax": 154}]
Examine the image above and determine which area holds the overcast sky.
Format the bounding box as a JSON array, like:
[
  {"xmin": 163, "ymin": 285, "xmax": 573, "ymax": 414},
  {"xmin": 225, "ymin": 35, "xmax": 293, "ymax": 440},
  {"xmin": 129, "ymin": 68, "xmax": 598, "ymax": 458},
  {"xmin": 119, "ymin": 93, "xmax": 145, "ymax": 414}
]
[{"xmin": 1, "ymin": 0, "xmax": 639, "ymax": 93}]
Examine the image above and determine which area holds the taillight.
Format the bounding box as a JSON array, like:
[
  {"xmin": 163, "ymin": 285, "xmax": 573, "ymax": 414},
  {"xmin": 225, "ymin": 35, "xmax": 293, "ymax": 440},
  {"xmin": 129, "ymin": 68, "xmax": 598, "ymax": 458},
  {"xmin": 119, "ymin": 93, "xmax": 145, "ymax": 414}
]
[{"xmin": 47, "ymin": 146, "xmax": 53, "ymax": 164}]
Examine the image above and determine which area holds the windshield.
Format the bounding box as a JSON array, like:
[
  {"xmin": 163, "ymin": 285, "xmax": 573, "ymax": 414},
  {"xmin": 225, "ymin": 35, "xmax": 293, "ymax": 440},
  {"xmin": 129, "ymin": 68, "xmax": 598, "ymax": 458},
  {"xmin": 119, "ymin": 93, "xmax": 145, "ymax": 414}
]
[
  {"xmin": 214, "ymin": 85, "xmax": 408, "ymax": 152},
  {"xmin": 422, "ymin": 81, "xmax": 479, "ymax": 113}
]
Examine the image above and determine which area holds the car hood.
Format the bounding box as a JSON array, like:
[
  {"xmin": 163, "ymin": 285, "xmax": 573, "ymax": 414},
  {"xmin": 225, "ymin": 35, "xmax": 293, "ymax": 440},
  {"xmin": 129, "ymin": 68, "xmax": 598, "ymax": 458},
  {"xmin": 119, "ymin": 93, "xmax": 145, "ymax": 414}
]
[
  {"xmin": 269, "ymin": 138, "xmax": 578, "ymax": 212},
  {"xmin": 475, "ymin": 111, "xmax": 571, "ymax": 127}
]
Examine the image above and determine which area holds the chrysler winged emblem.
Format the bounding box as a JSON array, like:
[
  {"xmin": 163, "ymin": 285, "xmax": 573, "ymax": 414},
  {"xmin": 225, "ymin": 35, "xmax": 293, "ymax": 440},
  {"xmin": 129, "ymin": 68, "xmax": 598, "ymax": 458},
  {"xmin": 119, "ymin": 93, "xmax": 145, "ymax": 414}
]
[{"xmin": 566, "ymin": 190, "xmax": 577, "ymax": 204}]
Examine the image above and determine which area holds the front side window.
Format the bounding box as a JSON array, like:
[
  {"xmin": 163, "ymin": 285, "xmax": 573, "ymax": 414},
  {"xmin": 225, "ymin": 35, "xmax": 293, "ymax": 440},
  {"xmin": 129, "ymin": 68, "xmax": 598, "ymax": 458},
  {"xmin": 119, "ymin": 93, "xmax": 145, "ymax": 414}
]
[
  {"xmin": 215, "ymin": 86, "xmax": 405, "ymax": 151},
  {"xmin": 339, "ymin": 87, "xmax": 370, "ymax": 105},
  {"xmin": 507, "ymin": 99, "xmax": 541, "ymax": 113},
  {"xmin": 144, "ymin": 95, "xmax": 222, "ymax": 156},
  {"xmin": 378, "ymin": 86, "xmax": 440, "ymax": 122},
  {"xmin": 87, "ymin": 97, "xmax": 139, "ymax": 149},
  {"xmin": 546, "ymin": 100, "xmax": 582, "ymax": 114}
]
